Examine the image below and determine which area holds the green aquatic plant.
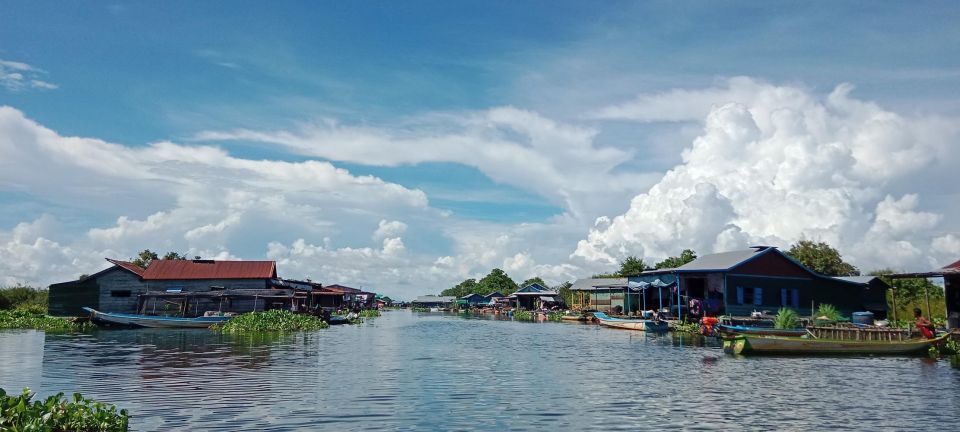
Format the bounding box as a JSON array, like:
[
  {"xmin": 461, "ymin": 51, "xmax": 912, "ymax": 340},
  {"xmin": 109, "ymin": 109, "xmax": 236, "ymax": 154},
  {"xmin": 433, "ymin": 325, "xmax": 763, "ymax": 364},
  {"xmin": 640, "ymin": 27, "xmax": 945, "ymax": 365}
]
[
  {"xmin": 671, "ymin": 320, "xmax": 700, "ymax": 334},
  {"xmin": 773, "ymin": 308, "xmax": 800, "ymax": 329},
  {"xmin": 547, "ymin": 312, "xmax": 563, "ymax": 321},
  {"xmin": 0, "ymin": 310, "xmax": 89, "ymax": 331},
  {"xmin": 213, "ymin": 310, "xmax": 329, "ymax": 333},
  {"xmin": 815, "ymin": 304, "xmax": 844, "ymax": 321},
  {"xmin": 512, "ymin": 310, "xmax": 533, "ymax": 321},
  {"xmin": 0, "ymin": 387, "xmax": 128, "ymax": 432},
  {"xmin": 411, "ymin": 306, "xmax": 431, "ymax": 312},
  {"xmin": 360, "ymin": 309, "xmax": 381, "ymax": 318}
]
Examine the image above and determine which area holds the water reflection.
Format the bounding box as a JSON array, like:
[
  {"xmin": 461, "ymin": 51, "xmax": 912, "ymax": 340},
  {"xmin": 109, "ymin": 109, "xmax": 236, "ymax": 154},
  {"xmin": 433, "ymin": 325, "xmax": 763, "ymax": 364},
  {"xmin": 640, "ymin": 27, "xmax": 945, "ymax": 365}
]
[{"xmin": 1, "ymin": 311, "xmax": 958, "ymax": 431}]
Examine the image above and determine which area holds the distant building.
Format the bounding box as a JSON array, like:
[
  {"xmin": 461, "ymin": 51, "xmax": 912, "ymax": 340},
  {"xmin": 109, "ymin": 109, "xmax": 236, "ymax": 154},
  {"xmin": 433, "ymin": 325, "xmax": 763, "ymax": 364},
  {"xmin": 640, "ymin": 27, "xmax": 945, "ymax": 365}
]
[
  {"xmin": 459, "ymin": 293, "xmax": 487, "ymax": 307},
  {"xmin": 508, "ymin": 283, "xmax": 563, "ymax": 310},
  {"xmin": 412, "ymin": 295, "xmax": 456, "ymax": 308},
  {"xmin": 49, "ymin": 258, "xmax": 280, "ymax": 316}
]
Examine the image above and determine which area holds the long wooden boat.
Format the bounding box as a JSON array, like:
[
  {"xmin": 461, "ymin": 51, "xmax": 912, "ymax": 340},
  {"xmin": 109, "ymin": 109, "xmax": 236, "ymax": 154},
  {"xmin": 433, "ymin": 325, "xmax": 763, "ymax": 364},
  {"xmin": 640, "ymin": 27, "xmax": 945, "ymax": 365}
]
[
  {"xmin": 717, "ymin": 324, "xmax": 807, "ymax": 337},
  {"xmin": 560, "ymin": 314, "xmax": 590, "ymax": 322},
  {"xmin": 723, "ymin": 333, "xmax": 949, "ymax": 356},
  {"xmin": 83, "ymin": 307, "xmax": 234, "ymax": 329},
  {"xmin": 593, "ymin": 312, "xmax": 669, "ymax": 332}
]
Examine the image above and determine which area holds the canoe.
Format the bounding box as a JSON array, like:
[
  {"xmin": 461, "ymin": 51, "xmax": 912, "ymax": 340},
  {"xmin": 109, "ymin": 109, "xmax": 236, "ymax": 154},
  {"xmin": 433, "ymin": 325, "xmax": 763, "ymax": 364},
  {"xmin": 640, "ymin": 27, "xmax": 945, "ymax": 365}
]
[
  {"xmin": 593, "ymin": 312, "xmax": 669, "ymax": 332},
  {"xmin": 82, "ymin": 307, "xmax": 234, "ymax": 329},
  {"xmin": 560, "ymin": 315, "xmax": 589, "ymax": 322},
  {"xmin": 717, "ymin": 324, "xmax": 807, "ymax": 337},
  {"xmin": 723, "ymin": 333, "xmax": 949, "ymax": 356}
]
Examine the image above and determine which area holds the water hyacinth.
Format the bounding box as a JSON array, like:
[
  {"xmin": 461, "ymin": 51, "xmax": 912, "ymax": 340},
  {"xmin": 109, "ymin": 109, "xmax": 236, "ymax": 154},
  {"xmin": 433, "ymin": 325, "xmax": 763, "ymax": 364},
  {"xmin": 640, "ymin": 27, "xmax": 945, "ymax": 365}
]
[
  {"xmin": 0, "ymin": 310, "xmax": 90, "ymax": 331},
  {"xmin": 512, "ymin": 310, "xmax": 533, "ymax": 321},
  {"xmin": 213, "ymin": 310, "xmax": 329, "ymax": 333},
  {"xmin": 0, "ymin": 387, "xmax": 128, "ymax": 432}
]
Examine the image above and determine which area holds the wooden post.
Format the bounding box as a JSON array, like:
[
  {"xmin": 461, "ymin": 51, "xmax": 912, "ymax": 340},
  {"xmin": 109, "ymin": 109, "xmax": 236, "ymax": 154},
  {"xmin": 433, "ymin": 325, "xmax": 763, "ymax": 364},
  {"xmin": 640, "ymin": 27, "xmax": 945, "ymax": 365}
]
[{"xmin": 925, "ymin": 284, "xmax": 932, "ymax": 319}]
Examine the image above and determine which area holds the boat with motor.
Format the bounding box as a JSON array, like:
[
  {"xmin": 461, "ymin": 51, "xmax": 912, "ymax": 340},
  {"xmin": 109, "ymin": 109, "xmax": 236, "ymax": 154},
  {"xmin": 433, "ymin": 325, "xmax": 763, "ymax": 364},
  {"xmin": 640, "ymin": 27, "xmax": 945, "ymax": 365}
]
[
  {"xmin": 592, "ymin": 312, "xmax": 669, "ymax": 332},
  {"xmin": 82, "ymin": 307, "xmax": 235, "ymax": 328}
]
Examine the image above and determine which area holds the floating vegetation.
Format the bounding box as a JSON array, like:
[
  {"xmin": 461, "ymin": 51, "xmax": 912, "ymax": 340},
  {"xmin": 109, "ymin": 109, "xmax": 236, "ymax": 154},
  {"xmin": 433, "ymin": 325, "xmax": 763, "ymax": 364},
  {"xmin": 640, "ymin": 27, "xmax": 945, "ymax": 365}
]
[
  {"xmin": 547, "ymin": 312, "xmax": 563, "ymax": 321},
  {"xmin": 0, "ymin": 387, "xmax": 128, "ymax": 432},
  {"xmin": 512, "ymin": 310, "xmax": 533, "ymax": 321},
  {"xmin": 0, "ymin": 310, "xmax": 89, "ymax": 331},
  {"xmin": 411, "ymin": 306, "xmax": 430, "ymax": 312},
  {"xmin": 671, "ymin": 320, "xmax": 700, "ymax": 334},
  {"xmin": 773, "ymin": 307, "xmax": 800, "ymax": 329},
  {"xmin": 360, "ymin": 310, "xmax": 381, "ymax": 318},
  {"xmin": 213, "ymin": 310, "xmax": 329, "ymax": 333}
]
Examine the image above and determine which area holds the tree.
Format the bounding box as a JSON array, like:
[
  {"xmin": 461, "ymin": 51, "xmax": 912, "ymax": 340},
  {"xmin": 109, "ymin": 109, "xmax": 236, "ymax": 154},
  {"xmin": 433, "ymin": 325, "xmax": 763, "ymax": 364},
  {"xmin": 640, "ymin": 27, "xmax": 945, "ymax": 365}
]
[
  {"xmin": 131, "ymin": 249, "xmax": 192, "ymax": 269},
  {"xmin": 476, "ymin": 268, "xmax": 519, "ymax": 295},
  {"xmin": 785, "ymin": 240, "xmax": 859, "ymax": 276},
  {"xmin": 618, "ymin": 256, "xmax": 649, "ymax": 276},
  {"xmin": 555, "ymin": 281, "xmax": 574, "ymax": 307},
  {"xmin": 655, "ymin": 249, "xmax": 697, "ymax": 269},
  {"xmin": 520, "ymin": 277, "xmax": 547, "ymax": 289},
  {"xmin": 869, "ymin": 268, "xmax": 944, "ymax": 307},
  {"xmin": 131, "ymin": 249, "xmax": 159, "ymax": 269},
  {"xmin": 441, "ymin": 278, "xmax": 477, "ymax": 297}
]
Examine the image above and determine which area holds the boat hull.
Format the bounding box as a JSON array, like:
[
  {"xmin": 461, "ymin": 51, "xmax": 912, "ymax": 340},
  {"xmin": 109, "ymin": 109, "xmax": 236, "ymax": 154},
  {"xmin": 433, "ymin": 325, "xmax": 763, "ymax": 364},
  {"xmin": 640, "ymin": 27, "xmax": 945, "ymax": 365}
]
[
  {"xmin": 593, "ymin": 312, "xmax": 668, "ymax": 332},
  {"xmin": 724, "ymin": 333, "xmax": 948, "ymax": 356},
  {"xmin": 83, "ymin": 307, "xmax": 233, "ymax": 329},
  {"xmin": 717, "ymin": 324, "xmax": 807, "ymax": 337}
]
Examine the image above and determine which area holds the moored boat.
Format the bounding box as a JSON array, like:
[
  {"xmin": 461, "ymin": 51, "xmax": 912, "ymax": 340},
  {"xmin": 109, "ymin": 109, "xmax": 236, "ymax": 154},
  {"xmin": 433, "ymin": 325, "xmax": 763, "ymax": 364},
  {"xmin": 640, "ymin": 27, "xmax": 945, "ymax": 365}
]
[
  {"xmin": 723, "ymin": 333, "xmax": 949, "ymax": 356},
  {"xmin": 82, "ymin": 307, "xmax": 235, "ymax": 328},
  {"xmin": 717, "ymin": 324, "xmax": 807, "ymax": 338},
  {"xmin": 593, "ymin": 312, "xmax": 669, "ymax": 332}
]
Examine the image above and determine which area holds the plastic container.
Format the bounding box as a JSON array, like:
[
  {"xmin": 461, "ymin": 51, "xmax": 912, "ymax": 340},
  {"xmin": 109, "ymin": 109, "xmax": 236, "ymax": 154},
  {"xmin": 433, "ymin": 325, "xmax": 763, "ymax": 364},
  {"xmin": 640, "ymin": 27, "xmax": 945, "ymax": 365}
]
[{"xmin": 851, "ymin": 311, "xmax": 874, "ymax": 326}]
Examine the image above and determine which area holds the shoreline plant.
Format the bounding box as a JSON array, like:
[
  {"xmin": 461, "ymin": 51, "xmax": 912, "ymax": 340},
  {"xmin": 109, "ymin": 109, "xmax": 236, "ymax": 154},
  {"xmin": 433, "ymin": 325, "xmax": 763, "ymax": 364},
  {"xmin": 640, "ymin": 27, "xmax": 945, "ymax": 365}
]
[
  {"xmin": 213, "ymin": 310, "xmax": 329, "ymax": 333},
  {"xmin": 773, "ymin": 307, "xmax": 800, "ymax": 329},
  {"xmin": 1, "ymin": 387, "xmax": 128, "ymax": 431},
  {"xmin": 0, "ymin": 310, "xmax": 90, "ymax": 332}
]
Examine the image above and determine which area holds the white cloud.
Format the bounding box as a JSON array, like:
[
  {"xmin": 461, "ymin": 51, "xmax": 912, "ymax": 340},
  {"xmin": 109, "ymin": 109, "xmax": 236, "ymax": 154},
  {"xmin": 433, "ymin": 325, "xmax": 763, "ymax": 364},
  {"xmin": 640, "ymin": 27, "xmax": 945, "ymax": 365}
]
[
  {"xmin": 0, "ymin": 60, "xmax": 57, "ymax": 91},
  {"xmin": 575, "ymin": 78, "xmax": 960, "ymax": 272},
  {"xmin": 373, "ymin": 219, "xmax": 407, "ymax": 241}
]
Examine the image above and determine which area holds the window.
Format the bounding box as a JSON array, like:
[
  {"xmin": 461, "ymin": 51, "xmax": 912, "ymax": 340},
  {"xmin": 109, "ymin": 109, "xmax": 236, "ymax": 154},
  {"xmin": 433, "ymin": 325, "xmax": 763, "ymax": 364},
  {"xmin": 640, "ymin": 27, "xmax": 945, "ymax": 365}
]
[
  {"xmin": 736, "ymin": 287, "xmax": 763, "ymax": 305},
  {"xmin": 110, "ymin": 290, "xmax": 131, "ymax": 298},
  {"xmin": 780, "ymin": 288, "xmax": 800, "ymax": 308}
]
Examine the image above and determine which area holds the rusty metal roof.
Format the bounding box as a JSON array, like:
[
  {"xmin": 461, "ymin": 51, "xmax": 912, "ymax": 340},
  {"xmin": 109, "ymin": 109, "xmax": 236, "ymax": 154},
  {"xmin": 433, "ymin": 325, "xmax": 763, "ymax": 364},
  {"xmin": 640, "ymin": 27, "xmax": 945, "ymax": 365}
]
[
  {"xmin": 323, "ymin": 284, "xmax": 361, "ymax": 293},
  {"xmin": 105, "ymin": 258, "xmax": 145, "ymax": 277},
  {"xmin": 141, "ymin": 259, "xmax": 277, "ymax": 280}
]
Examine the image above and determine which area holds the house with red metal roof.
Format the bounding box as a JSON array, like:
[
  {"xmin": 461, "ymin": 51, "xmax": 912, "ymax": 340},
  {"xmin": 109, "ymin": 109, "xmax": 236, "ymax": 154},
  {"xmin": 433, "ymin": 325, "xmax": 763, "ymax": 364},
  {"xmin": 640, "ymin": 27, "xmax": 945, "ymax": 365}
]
[{"xmin": 49, "ymin": 258, "xmax": 283, "ymax": 316}]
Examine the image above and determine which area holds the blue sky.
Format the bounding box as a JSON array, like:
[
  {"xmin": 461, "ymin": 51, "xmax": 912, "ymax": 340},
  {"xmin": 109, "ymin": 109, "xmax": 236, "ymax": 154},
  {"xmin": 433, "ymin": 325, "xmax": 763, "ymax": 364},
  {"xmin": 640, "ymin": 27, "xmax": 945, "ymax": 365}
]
[{"xmin": 1, "ymin": 1, "xmax": 959, "ymax": 297}]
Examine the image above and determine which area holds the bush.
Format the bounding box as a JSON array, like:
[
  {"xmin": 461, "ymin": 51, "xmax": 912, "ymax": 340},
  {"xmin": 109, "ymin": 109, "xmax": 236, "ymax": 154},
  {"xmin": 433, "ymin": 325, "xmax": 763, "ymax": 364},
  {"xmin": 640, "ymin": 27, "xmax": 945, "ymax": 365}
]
[
  {"xmin": 815, "ymin": 304, "xmax": 844, "ymax": 321},
  {"xmin": 213, "ymin": 310, "xmax": 329, "ymax": 333},
  {"xmin": 0, "ymin": 387, "xmax": 128, "ymax": 431},
  {"xmin": 0, "ymin": 310, "xmax": 88, "ymax": 331},
  {"xmin": 773, "ymin": 307, "xmax": 800, "ymax": 329},
  {"xmin": 0, "ymin": 286, "xmax": 48, "ymax": 312}
]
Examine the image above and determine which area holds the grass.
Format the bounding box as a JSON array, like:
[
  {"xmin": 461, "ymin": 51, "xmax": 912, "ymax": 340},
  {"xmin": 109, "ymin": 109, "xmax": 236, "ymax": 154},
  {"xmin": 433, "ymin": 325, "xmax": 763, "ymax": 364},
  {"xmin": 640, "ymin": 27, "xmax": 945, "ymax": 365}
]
[
  {"xmin": 0, "ymin": 310, "xmax": 89, "ymax": 331},
  {"xmin": 213, "ymin": 310, "xmax": 329, "ymax": 333},
  {"xmin": 0, "ymin": 286, "xmax": 48, "ymax": 312},
  {"xmin": 1, "ymin": 387, "xmax": 128, "ymax": 431}
]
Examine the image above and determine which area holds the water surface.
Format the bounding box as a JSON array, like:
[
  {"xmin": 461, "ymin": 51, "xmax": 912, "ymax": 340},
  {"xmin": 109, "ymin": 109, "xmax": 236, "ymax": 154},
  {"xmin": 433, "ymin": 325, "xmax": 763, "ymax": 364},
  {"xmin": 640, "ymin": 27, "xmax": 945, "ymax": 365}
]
[{"xmin": 1, "ymin": 311, "xmax": 958, "ymax": 430}]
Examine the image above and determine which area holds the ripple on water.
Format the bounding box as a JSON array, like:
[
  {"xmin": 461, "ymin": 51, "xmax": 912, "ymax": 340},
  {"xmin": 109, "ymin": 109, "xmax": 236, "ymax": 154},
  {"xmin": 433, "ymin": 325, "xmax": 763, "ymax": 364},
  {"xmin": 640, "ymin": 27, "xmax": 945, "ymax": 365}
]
[{"xmin": 1, "ymin": 313, "xmax": 959, "ymax": 431}]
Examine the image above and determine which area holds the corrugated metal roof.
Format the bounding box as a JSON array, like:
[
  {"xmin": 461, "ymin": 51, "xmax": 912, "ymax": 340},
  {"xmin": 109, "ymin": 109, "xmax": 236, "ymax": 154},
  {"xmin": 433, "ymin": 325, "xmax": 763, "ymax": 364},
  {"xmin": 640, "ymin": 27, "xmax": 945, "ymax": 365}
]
[
  {"xmin": 141, "ymin": 259, "xmax": 276, "ymax": 280},
  {"xmin": 675, "ymin": 248, "xmax": 766, "ymax": 272},
  {"xmin": 943, "ymin": 259, "xmax": 960, "ymax": 272},
  {"xmin": 105, "ymin": 258, "xmax": 145, "ymax": 277},
  {"xmin": 413, "ymin": 295, "xmax": 456, "ymax": 303},
  {"xmin": 323, "ymin": 284, "xmax": 361, "ymax": 293},
  {"xmin": 569, "ymin": 277, "xmax": 627, "ymax": 291}
]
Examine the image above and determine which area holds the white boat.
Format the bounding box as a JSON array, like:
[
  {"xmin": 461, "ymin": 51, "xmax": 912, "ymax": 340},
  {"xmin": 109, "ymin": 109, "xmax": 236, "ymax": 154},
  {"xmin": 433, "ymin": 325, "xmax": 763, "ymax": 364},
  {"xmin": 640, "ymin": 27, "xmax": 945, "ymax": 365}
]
[
  {"xmin": 82, "ymin": 307, "xmax": 235, "ymax": 328},
  {"xmin": 592, "ymin": 312, "xmax": 669, "ymax": 332}
]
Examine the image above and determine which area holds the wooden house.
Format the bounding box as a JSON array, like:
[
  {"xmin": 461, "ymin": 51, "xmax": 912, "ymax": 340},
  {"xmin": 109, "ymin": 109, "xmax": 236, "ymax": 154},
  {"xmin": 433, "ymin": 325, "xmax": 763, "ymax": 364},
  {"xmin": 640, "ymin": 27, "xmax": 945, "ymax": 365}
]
[
  {"xmin": 508, "ymin": 283, "xmax": 563, "ymax": 310},
  {"xmin": 891, "ymin": 258, "xmax": 960, "ymax": 330}
]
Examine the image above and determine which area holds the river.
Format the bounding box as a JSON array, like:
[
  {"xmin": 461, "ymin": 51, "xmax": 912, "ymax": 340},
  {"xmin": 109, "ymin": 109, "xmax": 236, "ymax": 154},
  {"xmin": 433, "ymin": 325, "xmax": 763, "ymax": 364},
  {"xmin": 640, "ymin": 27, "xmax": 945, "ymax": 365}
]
[{"xmin": 1, "ymin": 311, "xmax": 958, "ymax": 430}]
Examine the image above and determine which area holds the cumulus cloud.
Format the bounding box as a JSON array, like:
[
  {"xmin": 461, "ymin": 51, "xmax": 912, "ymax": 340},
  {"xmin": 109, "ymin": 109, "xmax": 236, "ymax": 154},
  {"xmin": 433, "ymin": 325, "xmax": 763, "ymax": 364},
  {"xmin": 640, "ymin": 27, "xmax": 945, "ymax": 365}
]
[
  {"xmin": 0, "ymin": 60, "xmax": 57, "ymax": 91},
  {"xmin": 575, "ymin": 78, "xmax": 960, "ymax": 271}
]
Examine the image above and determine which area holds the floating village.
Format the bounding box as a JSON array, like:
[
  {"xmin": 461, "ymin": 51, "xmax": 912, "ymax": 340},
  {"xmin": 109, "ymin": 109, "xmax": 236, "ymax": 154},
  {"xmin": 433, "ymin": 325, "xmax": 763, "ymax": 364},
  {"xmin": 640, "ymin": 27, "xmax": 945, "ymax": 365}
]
[{"xmin": 33, "ymin": 245, "xmax": 960, "ymax": 357}]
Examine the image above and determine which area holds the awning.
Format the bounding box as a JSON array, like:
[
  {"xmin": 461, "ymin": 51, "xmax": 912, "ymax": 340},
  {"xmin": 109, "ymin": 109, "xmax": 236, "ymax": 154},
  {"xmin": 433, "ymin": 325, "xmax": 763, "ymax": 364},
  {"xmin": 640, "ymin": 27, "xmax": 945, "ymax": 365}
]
[{"xmin": 539, "ymin": 296, "xmax": 560, "ymax": 302}]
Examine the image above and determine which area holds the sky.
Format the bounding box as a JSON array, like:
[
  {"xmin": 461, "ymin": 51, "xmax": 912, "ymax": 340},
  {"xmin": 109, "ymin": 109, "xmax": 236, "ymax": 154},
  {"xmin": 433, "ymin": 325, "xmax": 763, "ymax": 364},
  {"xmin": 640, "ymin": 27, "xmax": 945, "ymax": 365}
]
[{"xmin": 1, "ymin": 1, "xmax": 959, "ymax": 300}]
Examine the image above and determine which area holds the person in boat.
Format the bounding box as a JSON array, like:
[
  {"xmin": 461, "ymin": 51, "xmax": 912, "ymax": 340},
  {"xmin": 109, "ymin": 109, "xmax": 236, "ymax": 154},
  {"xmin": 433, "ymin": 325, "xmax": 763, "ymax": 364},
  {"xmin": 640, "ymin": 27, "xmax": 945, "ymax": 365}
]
[{"xmin": 914, "ymin": 308, "xmax": 936, "ymax": 339}]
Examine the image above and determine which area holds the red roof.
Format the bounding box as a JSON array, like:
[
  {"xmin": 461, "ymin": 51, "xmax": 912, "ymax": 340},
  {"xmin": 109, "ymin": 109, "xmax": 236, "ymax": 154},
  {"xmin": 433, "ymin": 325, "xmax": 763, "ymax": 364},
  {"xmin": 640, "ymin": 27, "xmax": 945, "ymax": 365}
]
[
  {"xmin": 105, "ymin": 258, "xmax": 145, "ymax": 277},
  {"xmin": 943, "ymin": 259, "xmax": 960, "ymax": 272},
  {"xmin": 141, "ymin": 259, "xmax": 277, "ymax": 280},
  {"xmin": 323, "ymin": 284, "xmax": 361, "ymax": 293}
]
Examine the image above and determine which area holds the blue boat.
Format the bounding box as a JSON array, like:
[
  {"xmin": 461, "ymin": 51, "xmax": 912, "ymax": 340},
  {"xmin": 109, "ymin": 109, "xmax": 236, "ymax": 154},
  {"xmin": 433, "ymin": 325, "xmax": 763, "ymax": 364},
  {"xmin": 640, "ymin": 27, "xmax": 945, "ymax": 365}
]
[
  {"xmin": 83, "ymin": 307, "xmax": 235, "ymax": 328},
  {"xmin": 593, "ymin": 312, "xmax": 669, "ymax": 332},
  {"xmin": 716, "ymin": 323, "xmax": 807, "ymax": 337}
]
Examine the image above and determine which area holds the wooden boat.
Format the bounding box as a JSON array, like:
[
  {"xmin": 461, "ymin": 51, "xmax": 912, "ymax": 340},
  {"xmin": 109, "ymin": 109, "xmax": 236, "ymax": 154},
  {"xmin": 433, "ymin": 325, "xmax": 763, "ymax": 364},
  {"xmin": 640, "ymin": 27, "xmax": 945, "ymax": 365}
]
[
  {"xmin": 327, "ymin": 315, "xmax": 351, "ymax": 325},
  {"xmin": 82, "ymin": 307, "xmax": 234, "ymax": 329},
  {"xmin": 717, "ymin": 324, "xmax": 807, "ymax": 337},
  {"xmin": 560, "ymin": 314, "xmax": 590, "ymax": 322},
  {"xmin": 723, "ymin": 333, "xmax": 949, "ymax": 356},
  {"xmin": 593, "ymin": 312, "xmax": 669, "ymax": 332}
]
